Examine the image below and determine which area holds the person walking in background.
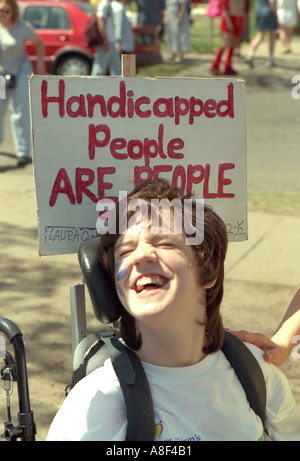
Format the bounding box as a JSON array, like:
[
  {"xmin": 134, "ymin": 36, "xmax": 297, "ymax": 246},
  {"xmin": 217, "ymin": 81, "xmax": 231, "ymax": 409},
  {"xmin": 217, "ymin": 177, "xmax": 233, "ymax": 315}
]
[
  {"xmin": 111, "ymin": 0, "xmax": 134, "ymax": 55},
  {"xmin": 277, "ymin": 0, "xmax": 299, "ymax": 54},
  {"xmin": 165, "ymin": 0, "xmax": 190, "ymax": 63},
  {"xmin": 234, "ymin": 0, "xmax": 250, "ymax": 56},
  {"xmin": 136, "ymin": 0, "xmax": 165, "ymax": 39},
  {"xmin": 210, "ymin": 0, "xmax": 247, "ymax": 75},
  {"xmin": 0, "ymin": 0, "xmax": 46, "ymax": 167},
  {"xmin": 91, "ymin": 0, "xmax": 121, "ymax": 76},
  {"xmin": 245, "ymin": 0, "xmax": 278, "ymax": 68}
]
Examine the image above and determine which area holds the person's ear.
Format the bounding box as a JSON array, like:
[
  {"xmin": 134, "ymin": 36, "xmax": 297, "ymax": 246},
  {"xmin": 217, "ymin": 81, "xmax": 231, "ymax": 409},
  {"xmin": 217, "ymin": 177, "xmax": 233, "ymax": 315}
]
[
  {"xmin": 202, "ymin": 257, "xmax": 218, "ymax": 289},
  {"xmin": 203, "ymin": 277, "xmax": 217, "ymax": 289}
]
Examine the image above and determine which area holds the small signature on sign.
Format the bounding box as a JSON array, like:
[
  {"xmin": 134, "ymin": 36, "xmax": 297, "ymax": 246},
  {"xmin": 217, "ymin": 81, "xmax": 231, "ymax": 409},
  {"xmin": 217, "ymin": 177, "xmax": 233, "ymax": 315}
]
[
  {"xmin": 44, "ymin": 226, "xmax": 98, "ymax": 243},
  {"xmin": 225, "ymin": 220, "xmax": 246, "ymax": 235}
]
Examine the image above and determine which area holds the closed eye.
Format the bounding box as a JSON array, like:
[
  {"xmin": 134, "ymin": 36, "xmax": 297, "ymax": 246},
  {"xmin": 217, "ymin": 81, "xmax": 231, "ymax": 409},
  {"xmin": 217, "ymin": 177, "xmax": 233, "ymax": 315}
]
[
  {"xmin": 115, "ymin": 240, "xmax": 138, "ymax": 260},
  {"xmin": 154, "ymin": 234, "xmax": 184, "ymax": 249},
  {"xmin": 156, "ymin": 241, "xmax": 176, "ymax": 248},
  {"xmin": 116, "ymin": 248, "xmax": 134, "ymax": 260}
]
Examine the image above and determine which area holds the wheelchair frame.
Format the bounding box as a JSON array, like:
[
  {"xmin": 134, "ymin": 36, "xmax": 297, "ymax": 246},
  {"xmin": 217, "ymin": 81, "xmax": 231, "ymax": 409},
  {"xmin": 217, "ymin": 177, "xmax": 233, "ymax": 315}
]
[
  {"xmin": 0, "ymin": 282, "xmax": 91, "ymax": 441},
  {"xmin": 0, "ymin": 317, "xmax": 36, "ymax": 441}
]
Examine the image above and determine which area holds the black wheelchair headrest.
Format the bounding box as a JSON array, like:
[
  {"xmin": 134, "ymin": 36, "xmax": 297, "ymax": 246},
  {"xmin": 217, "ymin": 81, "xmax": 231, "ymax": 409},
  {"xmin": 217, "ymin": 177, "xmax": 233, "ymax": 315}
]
[{"xmin": 78, "ymin": 237, "xmax": 123, "ymax": 324}]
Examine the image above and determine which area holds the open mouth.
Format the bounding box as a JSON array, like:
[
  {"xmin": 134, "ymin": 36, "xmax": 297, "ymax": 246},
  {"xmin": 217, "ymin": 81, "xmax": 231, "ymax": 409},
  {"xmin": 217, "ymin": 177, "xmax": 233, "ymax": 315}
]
[{"xmin": 135, "ymin": 275, "xmax": 168, "ymax": 293}]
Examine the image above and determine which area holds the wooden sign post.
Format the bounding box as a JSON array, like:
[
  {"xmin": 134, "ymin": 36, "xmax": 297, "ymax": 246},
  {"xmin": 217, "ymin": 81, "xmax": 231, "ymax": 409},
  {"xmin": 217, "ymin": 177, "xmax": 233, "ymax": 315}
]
[{"xmin": 121, "ymin": 54, "xmax": 136, "ymax": 77}]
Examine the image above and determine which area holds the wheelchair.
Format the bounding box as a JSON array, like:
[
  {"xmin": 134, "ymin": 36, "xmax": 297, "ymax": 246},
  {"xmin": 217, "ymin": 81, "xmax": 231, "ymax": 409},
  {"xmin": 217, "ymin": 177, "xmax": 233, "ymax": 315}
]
[
  {"xmin": 0, "ymin": 237, "xmax": 152, "ymax": 441},
  {"xmin": 0, "ymin": 237, "xmax": 266, "ymax": 441}
]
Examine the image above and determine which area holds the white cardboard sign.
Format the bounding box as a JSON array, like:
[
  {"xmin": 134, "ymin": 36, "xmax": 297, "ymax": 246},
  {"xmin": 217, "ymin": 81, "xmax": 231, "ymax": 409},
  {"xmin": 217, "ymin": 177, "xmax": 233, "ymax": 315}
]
[{"xmin": 29, "ymin": 75, "xmax": 247, "ymax": 255}]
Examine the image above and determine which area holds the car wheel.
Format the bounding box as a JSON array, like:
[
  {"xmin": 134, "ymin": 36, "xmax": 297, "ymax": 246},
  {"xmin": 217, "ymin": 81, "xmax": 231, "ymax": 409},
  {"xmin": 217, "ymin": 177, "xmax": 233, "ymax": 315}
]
[{"xmin": 55, "ymin": 54, "xmax": 92, "ymax": 76}]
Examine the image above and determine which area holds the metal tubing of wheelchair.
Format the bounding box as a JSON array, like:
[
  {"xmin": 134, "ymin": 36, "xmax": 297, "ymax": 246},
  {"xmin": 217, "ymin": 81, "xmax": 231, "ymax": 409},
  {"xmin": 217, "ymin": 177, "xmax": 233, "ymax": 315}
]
[
  {"xmin": 0, "ymin": 318, "xmax": 31, "ymax": 413},
  {"xmin": 70, "ymin": 283, "xmax": 87, "ymax": 355},
  {"xmin": 12, "ymin": 335, "xmax": 31, "ymax": 414},
  {"xmin": 12, "ymin": 335, "xmax": 36, "ymax": 441},
  {"xmin": 0, "ymin": 317, "xmax": 22, "ymax": 342},
  {"xmin": 0, "ymin": 318, "xmax": 36, "ymax": 441}
]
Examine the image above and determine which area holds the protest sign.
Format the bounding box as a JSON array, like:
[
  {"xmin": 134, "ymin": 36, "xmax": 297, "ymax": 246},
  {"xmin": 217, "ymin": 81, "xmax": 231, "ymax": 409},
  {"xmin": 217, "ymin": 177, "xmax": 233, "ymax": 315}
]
[{"xmin": 29, "ymin": 75, "xmax": 247, "ymax": 255}]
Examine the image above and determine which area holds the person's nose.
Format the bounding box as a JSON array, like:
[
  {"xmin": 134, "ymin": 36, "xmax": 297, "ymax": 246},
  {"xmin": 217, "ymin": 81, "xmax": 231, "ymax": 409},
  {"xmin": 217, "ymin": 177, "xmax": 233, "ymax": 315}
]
[{"xmin": 131, "ymin": 241, "xmax": 157, "ymax": 266}]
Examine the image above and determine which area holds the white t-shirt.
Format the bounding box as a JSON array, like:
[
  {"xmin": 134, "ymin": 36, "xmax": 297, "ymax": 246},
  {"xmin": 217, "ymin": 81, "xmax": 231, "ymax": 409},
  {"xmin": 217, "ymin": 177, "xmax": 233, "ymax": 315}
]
[
  {"xmin": 46, "ymin": 343, "xmax": 300, "ymax": 441},
  {"xmin": 96, "ymin": 0, "xmax": 115, "ymax": 43},
  {"xmin": 0, "ymin": 19, "xmax": 35, "ymax": 74},
  {"xmin": 276, "ymin": 0, "xmax": 298, "ymax": 26},
  {"xmin": 111, "ymin": 1, "xmax": 134, "ymax": 52}
]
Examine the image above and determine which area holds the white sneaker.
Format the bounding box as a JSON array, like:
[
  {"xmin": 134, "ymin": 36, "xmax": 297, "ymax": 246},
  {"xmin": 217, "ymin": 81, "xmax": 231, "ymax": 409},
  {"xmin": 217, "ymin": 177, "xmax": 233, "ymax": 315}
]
[
  {"xmin": 174, "ymin": 54, "xmax": 183, "ymax": 63},
  {"xmin": 267, "ymin": 58, "xmax": 276, "ymax": 67},
  {"xmin": 245, "ymin": 54, "xmax": 254, "ymax": 67}
]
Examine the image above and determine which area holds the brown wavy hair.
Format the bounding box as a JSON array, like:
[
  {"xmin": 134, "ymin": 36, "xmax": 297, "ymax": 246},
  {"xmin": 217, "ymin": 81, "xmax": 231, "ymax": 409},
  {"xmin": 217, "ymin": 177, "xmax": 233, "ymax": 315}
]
[
  {"xmin": 1, "ymin": 0, "xmax": 19, "ymax": 24},
  {"xmin": 99, "ymin": 178, "xmax": 228, "ymax": 354}
]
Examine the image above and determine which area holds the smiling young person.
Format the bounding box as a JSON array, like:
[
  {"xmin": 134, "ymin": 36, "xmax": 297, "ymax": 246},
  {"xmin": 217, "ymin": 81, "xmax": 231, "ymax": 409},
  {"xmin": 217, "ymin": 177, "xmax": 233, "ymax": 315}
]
[
  {"xmin": 47, "ymin": 179, "xmax": 300, "ymax": 441},
  {"xmin": 99, "ymin": 179, "xmax": 225, "ymax": 367}
]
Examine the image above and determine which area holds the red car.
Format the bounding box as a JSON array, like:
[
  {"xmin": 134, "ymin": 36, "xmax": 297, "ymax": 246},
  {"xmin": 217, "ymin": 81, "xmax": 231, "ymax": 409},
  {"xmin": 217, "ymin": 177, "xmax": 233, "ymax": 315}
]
[{"xmin": 18, "ymin": 0, "xmax": 161, "ymax": 75}]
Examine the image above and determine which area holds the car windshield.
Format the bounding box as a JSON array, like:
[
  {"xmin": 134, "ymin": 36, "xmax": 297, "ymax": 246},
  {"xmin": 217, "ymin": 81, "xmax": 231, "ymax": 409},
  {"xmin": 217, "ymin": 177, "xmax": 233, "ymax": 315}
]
[
  {"xmin": 77, "ymin": 3, "xmax": 95, "ymax": 17},
  {"xmin": 20, "ymin": 5, "xmax": 72, "ymax": 29}
]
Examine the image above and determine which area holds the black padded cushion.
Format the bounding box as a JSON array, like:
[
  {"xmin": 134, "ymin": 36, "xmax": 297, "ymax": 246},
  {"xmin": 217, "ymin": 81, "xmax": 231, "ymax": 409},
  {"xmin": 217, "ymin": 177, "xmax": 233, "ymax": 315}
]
[{"xmin": 78, "ymin": 237, "xmax": 123, "ymax": 324}]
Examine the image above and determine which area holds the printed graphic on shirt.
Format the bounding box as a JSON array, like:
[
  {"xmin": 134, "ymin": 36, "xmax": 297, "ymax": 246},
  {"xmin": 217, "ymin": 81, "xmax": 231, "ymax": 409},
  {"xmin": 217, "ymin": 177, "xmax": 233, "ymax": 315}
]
[
  {"xmin": 154, "ymin": 420, "xmax": 201, "ymax": 441},
  {"xmin": 154, "ymin": 420, "xmax": 265, "ymax": 441},
  {"xmin": 154, "ymin": 421, "xmax": 163, "ymax": 439},
  {"xmin": 258, "ymin": 431, "xmax": 265, "ymax": 441}
]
